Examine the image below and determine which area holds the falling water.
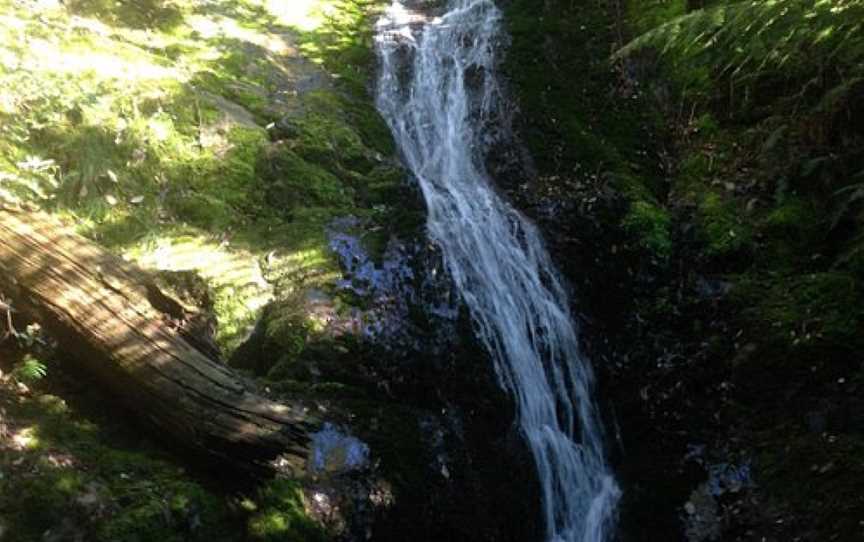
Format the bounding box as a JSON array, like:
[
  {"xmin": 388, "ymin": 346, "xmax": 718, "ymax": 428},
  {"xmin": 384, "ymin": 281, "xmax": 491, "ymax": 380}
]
[{"xmin": 374, "ymin": 1, "xmax": 620, "ymax": 541}]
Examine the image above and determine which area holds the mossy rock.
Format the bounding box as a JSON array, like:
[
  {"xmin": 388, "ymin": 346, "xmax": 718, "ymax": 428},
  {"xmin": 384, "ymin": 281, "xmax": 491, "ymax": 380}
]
[{"xmin": 260, "ymin": 143, "xmax": 353, "ymax": 211}]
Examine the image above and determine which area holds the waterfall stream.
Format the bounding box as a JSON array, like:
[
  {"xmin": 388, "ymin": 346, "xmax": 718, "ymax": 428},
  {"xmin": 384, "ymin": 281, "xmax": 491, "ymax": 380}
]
[{"xmin": 374, "ymin": 1, "xmax": 620, "ymax": 540}]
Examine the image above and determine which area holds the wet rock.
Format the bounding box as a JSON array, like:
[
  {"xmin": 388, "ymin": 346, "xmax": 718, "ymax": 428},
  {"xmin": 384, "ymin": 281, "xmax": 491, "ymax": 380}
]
[
  {"xmin": 309, "ymin": 423, "xmax": 370, "ymax": 475},
  {"xmin": 683, "ymin": 484, "xmax": 722, "ymax": 542}
]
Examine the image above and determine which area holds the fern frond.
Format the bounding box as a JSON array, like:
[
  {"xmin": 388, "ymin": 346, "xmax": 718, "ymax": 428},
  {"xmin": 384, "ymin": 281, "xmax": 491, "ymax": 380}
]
[
  {"xmin": 616, "ymin": 0, "xmax": 864, "ymax": 93},
  {"xmin": 12, "ymin": 356, "xmax": 48, "ymax": 383}
]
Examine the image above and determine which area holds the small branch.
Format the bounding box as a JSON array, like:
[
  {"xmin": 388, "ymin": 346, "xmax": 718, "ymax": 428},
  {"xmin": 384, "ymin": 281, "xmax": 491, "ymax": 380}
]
[{"xmin": 0, "ymin": 299, "xmax": 17, "ymax": 341}]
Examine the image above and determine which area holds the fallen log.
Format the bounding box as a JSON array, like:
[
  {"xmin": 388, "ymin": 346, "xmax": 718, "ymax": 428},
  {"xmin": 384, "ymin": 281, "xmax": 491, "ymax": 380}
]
[{"xmin": 0, "ymin": 203, "xmax": 311, "ymax": 472}]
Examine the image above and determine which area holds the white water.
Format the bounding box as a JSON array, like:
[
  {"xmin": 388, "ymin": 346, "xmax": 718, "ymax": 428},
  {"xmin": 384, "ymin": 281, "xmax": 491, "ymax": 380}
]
[{"xmin": 374, "ymin": 1, "xmax": 620, "ymax": 541}]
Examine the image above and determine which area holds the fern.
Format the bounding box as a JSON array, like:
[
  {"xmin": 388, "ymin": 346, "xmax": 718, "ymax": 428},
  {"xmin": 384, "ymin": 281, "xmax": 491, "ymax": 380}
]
[
  {"xmin": 12, "ymin": 356, "xmax": 48, "ymax": 383},
  {"xmin": 618, "ymin": 0, "xmax": 864, "ymax": 243},
  {"xmin": 616, "ymin": 0, "xmax": 864, "ymax": 110}
]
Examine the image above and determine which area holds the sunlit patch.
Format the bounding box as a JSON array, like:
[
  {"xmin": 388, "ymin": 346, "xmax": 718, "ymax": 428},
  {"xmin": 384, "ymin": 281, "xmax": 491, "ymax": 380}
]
[
  {"xmin": 26, "ymin": 38, "xmax": 184, "ymax": 82},
  {"xmin": 264, "ymin": 0, "xmax": 323, "ymax": 31},
  {"xmin": 43, "ymin": 452, "xmax": 78, "ymax": 469},
  {"xmin": 125, "ymin": 234, "xmax": 276, "ymax": 349},
  {"xmin": 31, "ymin": 0, "xmax": 62, "ymax": 11},
  {"xmin": 67, "ymin": 14, "xmax": 112, "ymax": 37},
  {"xmin": 124, "ymin": 235, "xmax": 338, "ymax": 347},
  {"xmin": 11, "ymin": 427, "xmax": 38, "ymax": 450},
  {"xmin": 187, "ymin": 15, "xmax": 292, "ymax": 54}
]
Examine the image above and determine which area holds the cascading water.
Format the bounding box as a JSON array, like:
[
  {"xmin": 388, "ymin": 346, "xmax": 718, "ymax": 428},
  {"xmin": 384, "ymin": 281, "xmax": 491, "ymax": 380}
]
[{"xmin": 374, "ymin": 1, "xmax": 621, "ymax": 541}]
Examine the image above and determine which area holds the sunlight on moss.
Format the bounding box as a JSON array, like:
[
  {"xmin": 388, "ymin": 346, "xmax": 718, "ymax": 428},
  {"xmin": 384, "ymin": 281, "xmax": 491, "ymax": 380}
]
[
  {"xmin": 187, "ymin": 14, "xmax": 292, "ymax": 53},
  {"xmin": 247, "ymin": 479, "xmax": 327, "ymax": 542},
  {"xmin": 265, "ymin": 0, "xmax": 325, "ymax": 31},
  {"xmin": 0, "ymin": 379, "xmax": 244, "ymax": 541},
  {"xmin": 27, "ymin": 39, "xmax": 184, "ymax": 82},
  {"xmin": 124, "ymin": 235, "xmax": 272, "ymax": 350},
  {"xmin": 11, "ymin": 427, "xmax": 40, "ymax": 451},
  {"xmin": 54, "ymin": 472, "xmax": 82, "ymax": 493}
]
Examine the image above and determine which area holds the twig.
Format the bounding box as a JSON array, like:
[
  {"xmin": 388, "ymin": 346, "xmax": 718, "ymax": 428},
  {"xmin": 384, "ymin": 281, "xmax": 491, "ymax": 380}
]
[{"xmin": 0, "ymin": 299, "xmax": 17, "ymax": 341}]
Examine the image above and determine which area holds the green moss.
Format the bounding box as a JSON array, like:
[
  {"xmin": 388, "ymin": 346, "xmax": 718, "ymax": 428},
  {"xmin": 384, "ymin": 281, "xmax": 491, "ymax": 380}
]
[
  {"xmin": 247, "ymin": 480, "xmax": 327, "ymax": 542},
  {"xmin": 735, "ymin": 271, "xmax": 864, "ymax": 353},
  {"xmin": 290, "ymin": 113, "xmax": 374, "ymax": 174},
  {"xmin": 65, "ymin": 0, "xmax": 185, "ymax": 30},
  {"xmin": 697, "ymin": 192, "xmax": 751, "ymax": 257},
  {"xmin": 2, "ymin": 0, "xmax": 405, "ymax": 537},
  {"xmin": 261, "ymin": 144, "xmax": 354, "ymax": 210},
  {"xmin": 292, "ymin": 0, "xmax": 384, "ymax": 95},
  {"xmin": 504, "ymin": 0, "xmax": 656, "ymax": 174},
  {"xmin": 675, "ymin": 152, "xmax": 712, "ymax": 200},
  {"xmin": 626, "ymin": 0, "xmax": 687, "ymax": 35},
  {"xmin": 622, "ymin": 199, "xmax": 673, "ymax": 258},
  {"xmin": 0, "ymin": 386, "xmax": 242, "ymax": 542},
  {"xmin": 265, "ymin": 296, "xmax": 311, "ymax": 361},
  {"xmin": 504, "ymin": 0, "xmax": 672, "ymax": 267},
  {"xmin": 165, "ymin": 126, "xmax": 268, "ymax": 229}
]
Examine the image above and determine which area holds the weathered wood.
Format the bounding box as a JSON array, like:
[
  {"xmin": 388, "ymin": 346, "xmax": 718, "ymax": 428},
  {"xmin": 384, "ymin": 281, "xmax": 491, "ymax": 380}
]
[{"xmin": 0, "ymin": 205, "xmax": 311, "ymax": 472}]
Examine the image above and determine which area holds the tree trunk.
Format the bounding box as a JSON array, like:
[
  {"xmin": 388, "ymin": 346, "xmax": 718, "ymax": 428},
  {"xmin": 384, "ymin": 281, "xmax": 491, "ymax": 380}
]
[{"xmin": 0, "ymin": 203, "xmax": 311, "ymax": 473}]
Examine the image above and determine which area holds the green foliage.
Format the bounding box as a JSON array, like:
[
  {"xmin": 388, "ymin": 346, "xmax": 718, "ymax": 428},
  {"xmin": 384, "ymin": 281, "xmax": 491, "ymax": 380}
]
[
  {"xmin": 763, "ymin": 196, "xmax": 821, "ymax": 240},
  {"xmin": 65, "ymin": 0, "xmax": 185, "ymax": 30},
  {"xmin": 12, "ymin": 355, "xmax": 48, "ymax": 383},
  {"xmin": 627, "ymin": 0, "xmax": 688, "ymax": 35},
  {"xmin": 0, "ymin": 386, "xmax": 243, "ymax": 542},
  {"xmin": 735, "ymin": 271, "xmax": 864, "ymax": 352},
  {"xmin": 0, "ymin": 1, "xmax": 409, "ymax": 540},
  {"xmin": 622, "ymin": 199, "xmax": 673, "ymax": 258},
  {"xmin": 697, "ymin": 192, "xmax": 752, "ymax": 257},
  {"xmin": 0, "ymin": 0, "xmax": 409, "ymax": 360},
  {"xmin": 619, "ymin": 0, "xmax": 864, "ymax": 265},
  {"xmin": 247, "ymin": 480, "xmax": 327, "ymax": 542},
  {"xmin": 504, "ymin": 0, "xmax": 672, "ymax": 262},
  {"xmin": 264, "ymin": 295, "xmax": 312, "ymax": 363},
  {"xmin": 619, "ymin": 1, "xmax": 864, "ymax": 221},
  {"xmin": 617, "ymin": 0, "xmax": 864, "ymax": 108},
  {"xmin": 294, "ymin": 0, "xmax": 385, "ymax": 99}
]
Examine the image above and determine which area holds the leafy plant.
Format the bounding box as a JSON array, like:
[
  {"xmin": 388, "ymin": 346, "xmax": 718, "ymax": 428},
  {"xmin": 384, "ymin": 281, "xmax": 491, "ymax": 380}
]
[
  {"xmin": 618, "ymin": 0, "xmax": 864, "ymax": 239},
  {"xmin": 12, "ymin": 355, "xmax": 48, "ymax": 383},
  {"xmin": 617, "ymin": 0, "xmax": 864, "ymax": 123}
]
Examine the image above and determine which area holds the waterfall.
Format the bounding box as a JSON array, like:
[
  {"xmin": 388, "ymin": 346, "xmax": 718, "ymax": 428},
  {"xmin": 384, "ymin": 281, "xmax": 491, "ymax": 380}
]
[{"xmin": 374, "ymin": 1, "xmax": 620, "ymax": 540}]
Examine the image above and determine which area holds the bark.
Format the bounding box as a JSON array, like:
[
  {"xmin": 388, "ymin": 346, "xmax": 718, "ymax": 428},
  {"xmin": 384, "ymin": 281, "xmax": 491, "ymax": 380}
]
[{"xmin": 0, "ymin": 203, "xmax": 311, "ymax": 472}]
